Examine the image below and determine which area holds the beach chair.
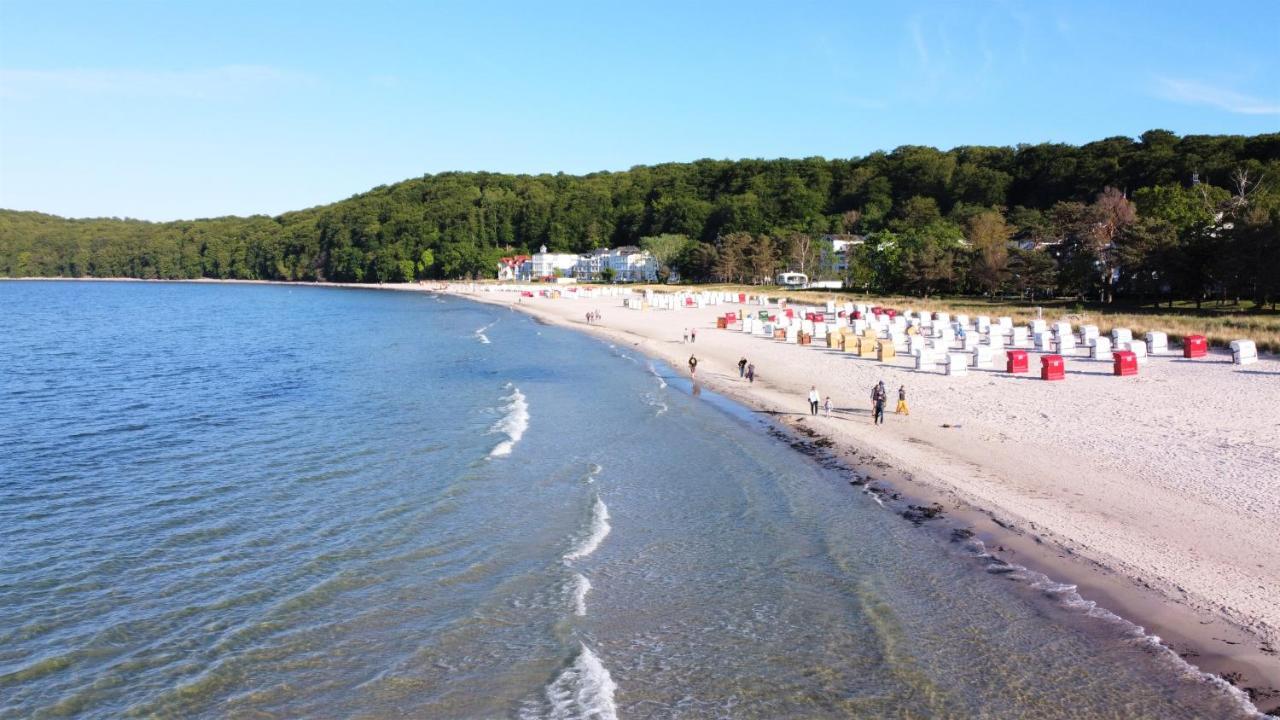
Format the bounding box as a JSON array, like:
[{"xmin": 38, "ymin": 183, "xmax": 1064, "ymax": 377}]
[
  {"xmin": 1089, "ymin": 337, "xmax": 1113, "ymax": 361},
  {"xmin": 1231, "ymin": 340, "xmax": 1258, "ymax": 365},
  {"xmin": 1145, "ymin": 331, "xmax": 1168, "ymax": 355}
]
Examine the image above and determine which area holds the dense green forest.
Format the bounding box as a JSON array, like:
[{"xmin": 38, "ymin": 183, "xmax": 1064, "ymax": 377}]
[{"xmin": 3, "ymin": 130, "xmax": 1279, "ymax": 307}]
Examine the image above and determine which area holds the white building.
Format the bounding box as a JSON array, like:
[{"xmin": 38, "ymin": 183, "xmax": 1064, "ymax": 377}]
[
  {"xmin": 496, "ymin": 254, "xmax": 531, "ymax": 281},
  {"xmin": 605, "ymin": 246, "xmax": 658, "ymax": 282},
  {"xmin": 573, "ymin": 248, "xmax": 611, "ymax": 281},
  {"xmin": 528, "ymin": 245, "xmax": 580, "ymax": 280},
  {"xmin": 573, "ymin": 246, "xmax": 658, "ymax": 282},
  {"xmin": 819, "ymin": 234, "xmax": 864, "ymax": 275}
]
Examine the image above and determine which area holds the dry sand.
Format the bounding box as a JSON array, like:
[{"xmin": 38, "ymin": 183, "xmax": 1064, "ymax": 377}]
[{"xmin": 446, "ymin": 282, "xmax": 1280, "ymax": 704}]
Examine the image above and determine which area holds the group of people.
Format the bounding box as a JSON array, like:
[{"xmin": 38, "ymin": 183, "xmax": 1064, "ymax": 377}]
[
  {"xmin": 585, "ymin": 310, "xmax": 603, "ymax": 324},
  {"xmin": 869, "ymin": 381, "xmax": 909, "ymax": 424},
  {"xmin": 799, "ymin": 381, "xmax": 907, "ymax": 424},
  {"xmin": 807, "ymin": 386, "xmax": 831, "ymax": 417},
  {"xmin": 682, "ymin": 327, "xmax": 697, "ymax": 343},
  {"xmin": 680, "ymin": 345, "xmax": 909, "ymax": 425}
]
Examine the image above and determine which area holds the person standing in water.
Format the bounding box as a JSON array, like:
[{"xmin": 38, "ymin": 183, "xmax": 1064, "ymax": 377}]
[
  {"xmin": 807, "ymin": 386, "xmax": 820, "ymax": 416},
  {"xmin": 737, "ymin": 357, "xmax": 747, "ymax": 377},
  {"xmin": 896, "ymin": 385, "xmax": 909, "ymax": 415},
  {"xmin": 688, "ymin": 355, "xmax": 698, "ymax": 376}
]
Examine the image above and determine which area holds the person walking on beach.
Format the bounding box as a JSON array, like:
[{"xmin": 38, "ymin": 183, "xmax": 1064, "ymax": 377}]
[
  {"xmin": 823, "ymin": 396, "xmax": 832, "ymax": 418},
  {"xmin": 737, "ymin": 357, "xmax": 747, "ymax": 377},
  {"xmin": 871, "ymin": 381, "xmax": 887, "ymax": 425},
  {"xmin": 746, "ymin": 363, "xmax": 755, "ymax": 384},
  {"xmin": 691, "ymin": 328, "xmax": 697, "ymax": 343},
  {"xmin": 688, "ymin": 355, "xmax": 698, "ymax": 376},
  {"xmin": 683, "ymin": 328, "xmax": 689, "ymax": 343},
  {"xmin": 808, "ymin": 386, "xmax": 820, "ymax": 416},
  {"xmin": 896, "ymin": 385, "xmax": 909, "ymax": 415}
]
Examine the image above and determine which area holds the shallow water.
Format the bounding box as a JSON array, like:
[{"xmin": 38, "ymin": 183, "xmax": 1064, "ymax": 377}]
[{"xmin": 0, "ymin": 281, "xmax": 1255, "ymax": 718}]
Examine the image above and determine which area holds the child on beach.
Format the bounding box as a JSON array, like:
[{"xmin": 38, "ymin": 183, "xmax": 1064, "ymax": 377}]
[
  {"xmin": 896, "ymin": 386, "xmax": 909, "ymax": 415},
  {"xmin": 823, "ymin": 396, "xmax": 831, "ymax": 417}
]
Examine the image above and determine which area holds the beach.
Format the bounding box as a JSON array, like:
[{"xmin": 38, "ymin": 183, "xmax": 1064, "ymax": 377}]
[{"xmin": 445, "ymin": 282, "xmax": 1280, "ymax": 707}]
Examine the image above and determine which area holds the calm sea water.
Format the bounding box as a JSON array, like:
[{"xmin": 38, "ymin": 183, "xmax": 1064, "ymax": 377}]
[{"xmin": 0, "ymin": 281, "xmax": 1255, "ymax": 719}]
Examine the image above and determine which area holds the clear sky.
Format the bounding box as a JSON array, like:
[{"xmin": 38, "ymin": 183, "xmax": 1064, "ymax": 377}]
[{"xmin": 1, "ymin": 0, "xmax": 1277, "ymax": 221}]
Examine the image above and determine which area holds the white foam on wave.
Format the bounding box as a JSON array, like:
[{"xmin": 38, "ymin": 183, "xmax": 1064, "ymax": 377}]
[
  {"xmin": 863, "ymin": 485, "xmax": 886, "ymax": 507},
  {"xmin": 474, "ymin": 321, "xmax": 496, "ymax": 344},
  {"xmin": 957, "ymin": 536, "xmax": 1264, "ymax": 715},
  {"xmin": 544, "ymin": 643, "xmax": 618, "ymax": 720},
  {"xmin": 489, "ymin": 386, "xmax": 529, "ymax": 457},
  {"xmin": 564, "ymin": 496, "xmax": 610, "ymax": 562},
  {"xmin": 585, "ymin": 464, "xmax": 603, "ymax": 484},
  {"xmin": 646, "ymin": 361, "xmax": 667, "ymax": 389},
  {"xmin": 641, "ymin": 393, "xmax": 668, "ymax": 417},
  {"xmin": 570, "ymin": 572, "xmax": 592, "ymax": 617}
]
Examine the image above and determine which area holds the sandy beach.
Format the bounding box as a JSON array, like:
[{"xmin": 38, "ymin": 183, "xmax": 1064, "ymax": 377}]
[
  {"xmin": 440, "ymin": 282, "xmax": 1280, "ymax": 707},
  {"xmin": 13, "ymin": 276, "xmax": 1279, "ymax": 708}
]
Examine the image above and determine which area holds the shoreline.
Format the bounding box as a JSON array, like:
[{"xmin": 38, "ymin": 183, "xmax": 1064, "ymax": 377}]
[
  {"xmin": 438, "ymin": 282, "xmax": 1280, "ymax": 715},
  {"xmin": 7, "ymin": 276, "xmax": 1279, "ymax": 713}
]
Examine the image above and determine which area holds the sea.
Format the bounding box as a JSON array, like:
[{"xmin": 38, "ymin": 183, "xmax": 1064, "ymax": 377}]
[{"xmin": 0, "ymin": 280, "xmax": 1258, "ymax": 719}]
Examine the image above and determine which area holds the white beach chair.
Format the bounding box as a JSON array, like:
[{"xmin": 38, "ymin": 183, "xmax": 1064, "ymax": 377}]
[
  {"xmin": 945, "ymin": 353, "xmax": 968, "ymax": 376},
  {"xmin": 1089, "ymin": 336, "xmax": 1113, "ymax": 361},
  {"xmin": 1129, "ymin": 340, "xmax": 1149, "ymax": 364},
  {"xmin": 1145, "ymin": 331, "xmax": 1168, "ymax": 355},
  {"xmin": 1230, "ymin": 340, "xmax": 1258, "ymax": 365},
  {"xmin": 971, "ymin": 345, "xmax": 994, "ymax": 369}
]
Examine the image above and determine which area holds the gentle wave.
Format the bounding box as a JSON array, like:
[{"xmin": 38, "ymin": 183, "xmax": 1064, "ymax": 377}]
[
  {"xmin": 489, "ymin": 386, "xmax": 529, "ymax": 457},
  {"xmin": 646, "ymin": 361, "xmax": 667, "ymax": 389},
  {"xmin": 474, "ymin": 321, "xmax": 496, "ymax": 344},
  {"xmin": 643, "ymin": 393, "xmax": 668, "ymax": 417},
  {"xmin": 570, "ymin": 573, "xmax": 592, "ymax": 617},
  {"xmin": 955, "ymin": 535, "xmax": 1262, "ymax": 715},
  {"xmin": 544, "ymin": 644, "xmax": 619, "ymax": 720},
  {"xmin": 564, "ymin": 497, "xmax": 610, "ymax": 562},
  {"xmin": 585, "ymin": 464, "xmax": 602, "ymax": 484}
]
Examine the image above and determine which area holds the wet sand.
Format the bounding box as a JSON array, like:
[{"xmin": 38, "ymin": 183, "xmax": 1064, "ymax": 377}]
[{"xmin": 446, "ymin": 283, "xmax": 1280, "ymax": 713}]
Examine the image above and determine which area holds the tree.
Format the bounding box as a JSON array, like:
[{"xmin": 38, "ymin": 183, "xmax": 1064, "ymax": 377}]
[
  {"xmin": 749, "ymin": 234, "xmax": 781, "ymax": 283},
  {"xmin": 5, "ymin": 129, "xmax": 1280, "ymax": 310},
  {"xmin": 785, "ymin": 232, "xmax": 816, "ymax": 275},
  {"xmin": 640, "ymin": 233, "xmax": 693, "ymax": 279},
  {"xmin": 714, "ymin": 232, "xmax": 750, "ymax": 283},
  {"xmin": 1085, "ymin": 187, "xmax": 1137, "ymax": 303},
  {"xmin": 1007, "ymin": 248, "xmax": 1058, "ymax": 299},
  {"xmin": 600, "ymin": 266, "xmax": 616, "ymax": 283},
  {"xmin": 966, "ymin": 210, "xmax": 1012, "ymax": 294},
  {"xmin": 416, "ymin": 248, "xmax": 435, "ymax": 278}
]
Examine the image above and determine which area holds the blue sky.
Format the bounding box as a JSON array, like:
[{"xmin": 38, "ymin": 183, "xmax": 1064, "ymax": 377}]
[{"xmin": 1, "ymin": 0, "xmax": 1277, "ymax": 221}]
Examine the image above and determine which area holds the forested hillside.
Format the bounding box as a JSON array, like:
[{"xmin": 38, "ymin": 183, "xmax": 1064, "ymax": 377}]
[{"xmin": 3, "ymin": 130, "xmax": 1278, "ymax": 306}]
